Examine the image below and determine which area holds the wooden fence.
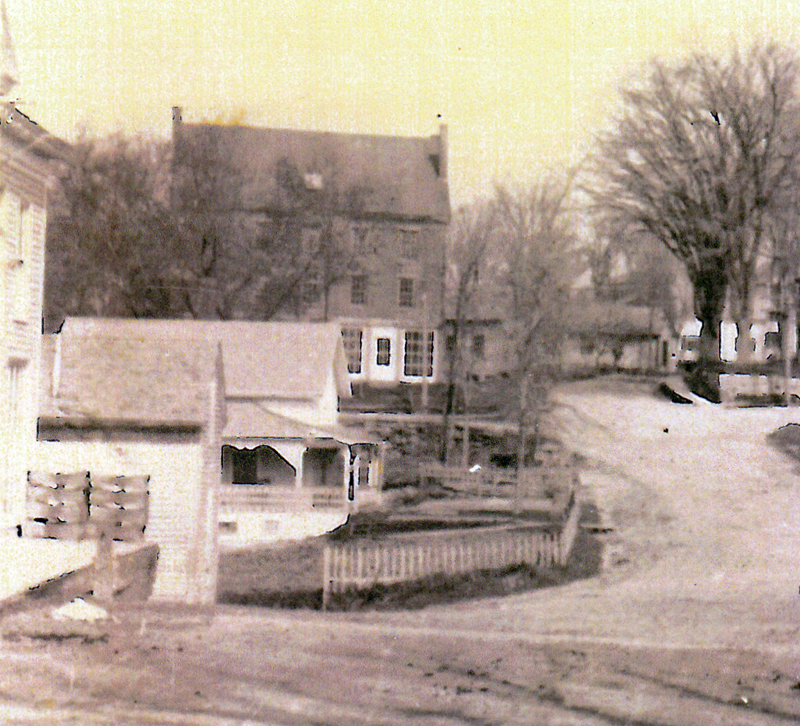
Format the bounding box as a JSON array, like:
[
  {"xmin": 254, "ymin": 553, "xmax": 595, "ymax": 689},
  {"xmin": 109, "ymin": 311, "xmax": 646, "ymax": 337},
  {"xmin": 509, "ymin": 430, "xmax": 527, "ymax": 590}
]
[
  {"xmin": 322, "ymin": 490, "xmax": 580, "ymax": 609},
  {"xmin": 419, "ymin": 462, "xmax": 576, "ymax": 500},
  {"xmin": 27, "ymin": 472, "xmax": 149, "ymax": 542}
]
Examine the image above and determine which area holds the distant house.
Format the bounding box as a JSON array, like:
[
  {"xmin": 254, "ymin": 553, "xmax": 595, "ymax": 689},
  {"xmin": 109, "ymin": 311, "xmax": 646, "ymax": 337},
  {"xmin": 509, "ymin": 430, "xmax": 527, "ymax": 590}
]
[
  {"xmin": 171, "ymin": 109, "xmax": 451, "ymax": 387},
  {"xmin": 55, "ymin": 318, "xmax": 384, "ymax": 548},
  {"xmin": 562, "ymin": 301, "xmax": 673, "ymax": 372},
  {"xmin": 442, "ymin": 317, "xmax": 515, "ymax": 382},
  {"xmin": 35, "ymin": 327, "xmax": 225, "ymax": 605},
  {"xmin": 442, "ymin": 298, "xmax": 674, "ymax": 383}
]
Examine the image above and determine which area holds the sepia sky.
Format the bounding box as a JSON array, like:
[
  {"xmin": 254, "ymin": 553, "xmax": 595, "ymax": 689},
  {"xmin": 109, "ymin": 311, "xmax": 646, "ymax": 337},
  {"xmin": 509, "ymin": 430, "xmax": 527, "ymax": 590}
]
[{"xmin": 7, "ymin": 0, "xmax": 800, "ymax": 207}]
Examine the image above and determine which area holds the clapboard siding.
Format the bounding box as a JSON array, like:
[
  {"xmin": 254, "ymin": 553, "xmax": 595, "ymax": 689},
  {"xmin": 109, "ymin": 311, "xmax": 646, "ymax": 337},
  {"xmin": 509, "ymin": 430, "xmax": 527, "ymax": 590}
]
[
  {"xmin": 1, "ymin": 129, "xmax": 50, "ymax": 533},
  {"xmin": 33, "ymin": 439, "xmax": 209, "ymax": 603}
]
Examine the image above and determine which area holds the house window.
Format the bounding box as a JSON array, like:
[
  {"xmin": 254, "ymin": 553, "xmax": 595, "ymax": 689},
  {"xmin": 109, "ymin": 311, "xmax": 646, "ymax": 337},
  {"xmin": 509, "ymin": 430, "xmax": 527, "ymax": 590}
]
[
  {"xmin": 680, "ymin": 336, "xmax": 700, "ymax": 352},
  {"xmin": 303, "ymin": 172, "xmax": 324, "ymax": 190},
  {"xmin": 399, "ymin": 278, "xmax": 414, "ymax": 308},
  {"xmin": 301, "ymin": 227, "xmax": 322, "ymax": 255},
  {"xmin": 400, "ymin": 229, "xmax": 419, "ymax": 259},
  {"xmin": 403, "ymin": 331, "xmax": 434, "ymax": 377},
  {"xmin": 302, "ymin": 272, "xmax": 320, "ymax": 304},
  {"xmin": 352, "ymin": 226, "xmax": 372, "ymax": 254},
  {"xmin": 765, "ymin": 331, "xmax": 781, "ymax": 351},
  {"xmin": 472, "ymin": 334, "xmax": 485, "ymax": 359},
  {"xmin": 342, "ymin": 328, "xmax": 363, "ymax": 373},
  {"xmin": 350, "ymin": 275, "xmax": 367, "ymax": 305},
  {"xmin": 376, "ymin": 338, "xmax": 391, "ymax": 366},
  {"xmin": 231, "ymin": 448, "xmax": 259, "ymax": 485},
  {"xmin": 7, "ymin": 361, "xmax": 25, "ymax": 428}
]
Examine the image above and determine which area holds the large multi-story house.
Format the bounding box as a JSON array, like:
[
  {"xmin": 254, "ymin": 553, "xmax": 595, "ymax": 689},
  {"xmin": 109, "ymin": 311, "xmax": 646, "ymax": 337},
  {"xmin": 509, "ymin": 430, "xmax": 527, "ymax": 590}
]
[{"xmin": 171, "ymin": 109, "xmax": 451, "ymax": 387}]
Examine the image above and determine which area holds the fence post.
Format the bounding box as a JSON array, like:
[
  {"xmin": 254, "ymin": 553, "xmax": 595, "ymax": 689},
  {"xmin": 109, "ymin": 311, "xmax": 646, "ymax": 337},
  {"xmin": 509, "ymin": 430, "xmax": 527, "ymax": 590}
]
[
  {"xmin": 322, "ymin": 545, "xmax": 332, "ymax": 611},
  {"xmin": 94, "ymin": 530, "xmax": 115, "ymax": 606}
]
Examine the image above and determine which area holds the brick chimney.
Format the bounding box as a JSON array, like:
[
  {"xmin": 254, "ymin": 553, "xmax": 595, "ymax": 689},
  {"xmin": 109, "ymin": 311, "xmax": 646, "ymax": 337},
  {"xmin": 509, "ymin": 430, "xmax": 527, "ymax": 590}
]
[
  {"xmin": 172, "ymin": 106, "xmax": 183, "ymax": 140},
  {"xmin": 438, "ymin": 123, "xmax": 448, "ymax": 180}
]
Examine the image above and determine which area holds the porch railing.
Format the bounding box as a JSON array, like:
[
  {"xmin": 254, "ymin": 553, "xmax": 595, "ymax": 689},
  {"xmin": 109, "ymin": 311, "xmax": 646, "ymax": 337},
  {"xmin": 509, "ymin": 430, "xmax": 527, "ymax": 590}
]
[{"xmin": 218, "ymin": 485, "xmax": 347, "ymax": 511}]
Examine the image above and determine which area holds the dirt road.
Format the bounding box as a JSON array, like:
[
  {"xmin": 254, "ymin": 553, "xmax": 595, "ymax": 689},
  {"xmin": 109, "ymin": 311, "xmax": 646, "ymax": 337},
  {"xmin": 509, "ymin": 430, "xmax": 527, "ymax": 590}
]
[{"xmin": 3, "ymin": 377, "xmax": 800, "ymax": 725}]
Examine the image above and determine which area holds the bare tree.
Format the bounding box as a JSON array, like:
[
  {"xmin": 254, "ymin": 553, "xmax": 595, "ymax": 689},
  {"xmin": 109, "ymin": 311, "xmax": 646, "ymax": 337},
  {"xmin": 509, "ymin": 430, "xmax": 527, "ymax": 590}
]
[
  {"xmin": 494, "ymin": 176, "xmax": 578, "ymax": 493},
  {"xmin": 766, "ymin": 185, "xmax": 800, "ymax": 402},
  {"xmin": 587, "ymin": 43, "xmax": 800, "ymax": 397},
  {"xmin": 48, "ymin": 131, "xmax": 367, "ymax": 326},
  {"xmin": 256, "ymin": 156, "xmax": 368, "ymax": 322},
  {"xmin": 440, "ymin": 200, "xmax": 499, "ymax": 461},
  {"xmin": 45, "ymin": 134, "xmax": 179, "ymax": 329},
  {"xmin": 588, "ymin": 229, "xmax": 691, "ymax": 337}
]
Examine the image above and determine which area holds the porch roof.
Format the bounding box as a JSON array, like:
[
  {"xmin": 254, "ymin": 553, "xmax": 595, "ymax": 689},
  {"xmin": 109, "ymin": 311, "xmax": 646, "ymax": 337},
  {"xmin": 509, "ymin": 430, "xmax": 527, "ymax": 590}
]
[{"xmin": 224, "ymin": 402, "xmax": 379, "ymax": 445}]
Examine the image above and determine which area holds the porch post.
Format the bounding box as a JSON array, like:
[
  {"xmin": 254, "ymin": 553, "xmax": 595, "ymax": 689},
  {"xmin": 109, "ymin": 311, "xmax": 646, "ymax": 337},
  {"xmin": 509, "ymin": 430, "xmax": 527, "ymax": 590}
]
[
  {"xmin": 345, "ymin": 445, "xmax": 353, "ymax": 506},
  {"xmin": 296, "ymin": 447, "xmax": 306, "ymax": 489}
]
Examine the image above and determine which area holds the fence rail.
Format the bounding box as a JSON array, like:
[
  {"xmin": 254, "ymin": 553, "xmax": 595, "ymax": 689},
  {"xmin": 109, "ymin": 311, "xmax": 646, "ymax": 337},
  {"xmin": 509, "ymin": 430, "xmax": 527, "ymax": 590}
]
[
  {"xmin": 219, "ymin": 485, "xmax": 347, "ymax": 511},
  {"xmin": 419, "ymin": 462, "xmax": 576, "ymax": 499},
  {"xmin": 322, "ymin": 490, "xmax": 580, "ymax": 608}
]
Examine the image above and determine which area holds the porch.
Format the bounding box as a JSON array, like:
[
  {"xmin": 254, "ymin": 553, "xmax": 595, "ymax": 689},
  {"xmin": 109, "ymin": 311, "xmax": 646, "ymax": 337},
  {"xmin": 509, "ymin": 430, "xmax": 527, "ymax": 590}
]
[{"xmin": 218, "ymin": 437, "xmax": 384, "ymax": 547}]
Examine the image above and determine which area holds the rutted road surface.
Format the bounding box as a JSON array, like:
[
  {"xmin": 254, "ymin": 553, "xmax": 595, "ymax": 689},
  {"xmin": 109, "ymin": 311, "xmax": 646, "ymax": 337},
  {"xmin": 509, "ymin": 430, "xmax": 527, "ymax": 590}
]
[{"xmin": 3, "ymin": 378, "xmax": 800, "ymax": 725}]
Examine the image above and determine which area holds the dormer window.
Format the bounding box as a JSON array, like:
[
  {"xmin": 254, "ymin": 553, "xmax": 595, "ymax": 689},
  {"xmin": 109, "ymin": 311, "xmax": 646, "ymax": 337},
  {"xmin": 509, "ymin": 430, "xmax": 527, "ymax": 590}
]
[{"xmin": 303, "ymin": 172, "xmax": 324, "ymax": 191}]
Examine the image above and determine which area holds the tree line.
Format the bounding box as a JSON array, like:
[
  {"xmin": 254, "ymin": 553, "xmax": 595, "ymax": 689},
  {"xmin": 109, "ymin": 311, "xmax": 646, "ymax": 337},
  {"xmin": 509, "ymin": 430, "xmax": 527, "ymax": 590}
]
[
  {"xmin": 448, "ymin": 41, "xmax": 800, "ymax": 405},
  {"xmin": 45, "ymin": 132, "xmax": 359, "ymax": 331}
]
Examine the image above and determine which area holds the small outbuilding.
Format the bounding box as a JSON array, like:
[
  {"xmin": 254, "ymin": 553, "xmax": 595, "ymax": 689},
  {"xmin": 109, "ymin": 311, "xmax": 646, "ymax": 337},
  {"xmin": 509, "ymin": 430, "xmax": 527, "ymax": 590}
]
[
  {"xmin": 34, "ymin": 324, "xmax": 225, "ymax": 604},
  {"xmin": 52, "ymin": 318, "xmax": 384, "ymax": 549}
]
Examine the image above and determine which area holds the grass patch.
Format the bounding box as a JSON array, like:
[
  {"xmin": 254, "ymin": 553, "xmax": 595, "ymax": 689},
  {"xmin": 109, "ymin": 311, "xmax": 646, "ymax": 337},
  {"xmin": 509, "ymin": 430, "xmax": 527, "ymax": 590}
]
[
  {"xmin": 768, "ymin": 423, "xmax": 800, "ymax": 460},
  {"xmin": 217, "ymin": 511, "xmax": 603, "ymax": 612}
]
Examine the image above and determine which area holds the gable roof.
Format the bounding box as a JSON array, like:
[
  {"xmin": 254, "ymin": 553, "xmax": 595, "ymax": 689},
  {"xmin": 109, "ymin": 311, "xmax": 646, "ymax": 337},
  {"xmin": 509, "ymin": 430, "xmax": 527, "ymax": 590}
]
[
  {"xmin": 40, "ymin": 329, "xmax": 222, "ymax": 428},
  {"xmin": 172, "ymin": 113, "xmax": 450, "ymax": 224},
  {"xmin": 1, "ymin": 102, "xmax": 71, "ymax": 162},
  {"xmin": 60, "ymin": 318, "xmax": 352, "ymax": 401}
]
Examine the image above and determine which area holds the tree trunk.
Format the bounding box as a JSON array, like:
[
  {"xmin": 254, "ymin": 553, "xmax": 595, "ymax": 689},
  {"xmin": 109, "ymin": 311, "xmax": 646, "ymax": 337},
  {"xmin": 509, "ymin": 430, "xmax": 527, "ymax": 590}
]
[
  {"xmin": 514, "ymin": 373, "xmax": 528, "ymax": 516},
  {"xmin": 782, "ymin": 276, "xmax": 798, "ymax": 405},
  {"xmin": 440, "ymin": 323, "xmax": 461, "ymax": 463},
  {"xmin": 688, "ymin": 258, "xmax": 727, "ymax": 402}
]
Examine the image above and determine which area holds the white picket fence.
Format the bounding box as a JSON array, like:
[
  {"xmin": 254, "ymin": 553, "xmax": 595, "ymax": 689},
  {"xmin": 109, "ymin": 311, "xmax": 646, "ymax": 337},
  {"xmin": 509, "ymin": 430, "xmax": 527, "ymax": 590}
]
[{"xmin": 322, "ymin": 491, "xmax": 580, "ymax": 608}]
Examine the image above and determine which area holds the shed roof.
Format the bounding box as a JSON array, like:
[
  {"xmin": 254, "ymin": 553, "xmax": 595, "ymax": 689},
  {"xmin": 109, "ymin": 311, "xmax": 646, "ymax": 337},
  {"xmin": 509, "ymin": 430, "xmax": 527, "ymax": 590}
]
[
  {"xmin": 40, "ymin": 330, "xmax": 221, "ymax": 428},
  {"xmin": 563, "ymin": 302, "xmax": 669, "ymax": 338},
  {"xmin": 60, "ymin": 317, "xmax": 351, "ymax": 401},
  {"xmin": 172, "ymin": 117, "xmax": 450, "ymax": 224}
]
